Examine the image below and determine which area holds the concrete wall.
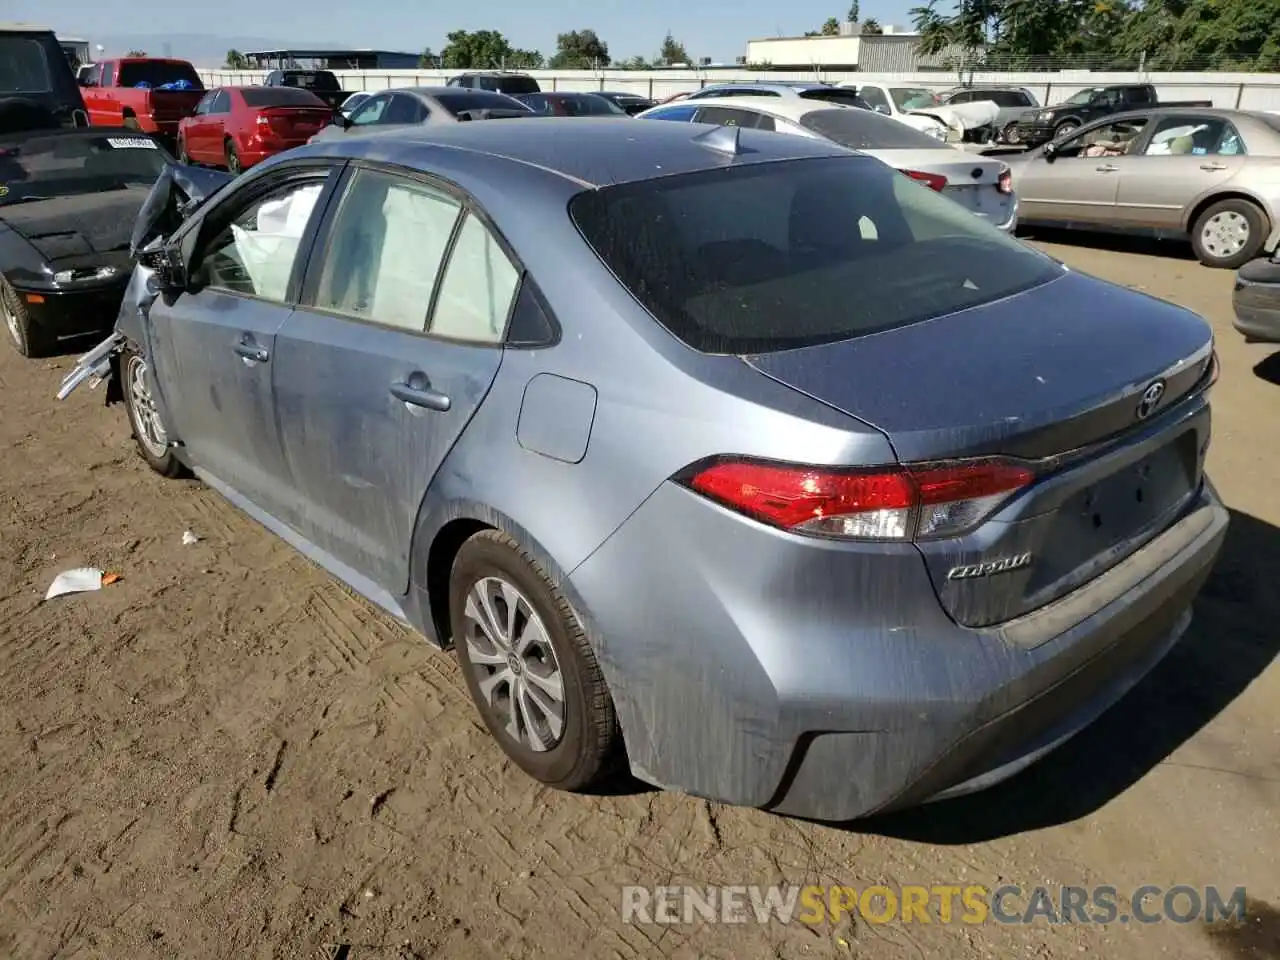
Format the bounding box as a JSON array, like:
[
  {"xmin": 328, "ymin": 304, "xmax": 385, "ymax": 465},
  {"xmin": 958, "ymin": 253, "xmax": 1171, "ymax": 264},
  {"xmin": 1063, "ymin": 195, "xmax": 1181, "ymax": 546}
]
[{"xmin": 194, "ymin": 67, "xmax": 1280, "ymax": 111}]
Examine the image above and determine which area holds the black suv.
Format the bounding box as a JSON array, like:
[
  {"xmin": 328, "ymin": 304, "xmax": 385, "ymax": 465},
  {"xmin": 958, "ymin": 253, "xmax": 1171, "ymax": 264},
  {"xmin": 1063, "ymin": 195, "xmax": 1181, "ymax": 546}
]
[
  {"xmin": 446, "ymin": 72, "xmax": 541, "ymax": 96},
  {"xmin": 0, "ymin": 23, "xmax": 89, "ymax": 132}
]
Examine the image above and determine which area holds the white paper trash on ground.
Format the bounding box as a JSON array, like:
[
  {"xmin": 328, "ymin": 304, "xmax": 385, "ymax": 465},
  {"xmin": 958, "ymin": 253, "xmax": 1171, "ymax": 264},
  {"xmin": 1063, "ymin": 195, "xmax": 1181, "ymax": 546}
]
[
  {"xmin": 45, "ymin": 567, "xmax": 104, "ymax": 600},
  {"xmin": 182, "ymin": 530, "xmax": 201, "ymax": 545}
]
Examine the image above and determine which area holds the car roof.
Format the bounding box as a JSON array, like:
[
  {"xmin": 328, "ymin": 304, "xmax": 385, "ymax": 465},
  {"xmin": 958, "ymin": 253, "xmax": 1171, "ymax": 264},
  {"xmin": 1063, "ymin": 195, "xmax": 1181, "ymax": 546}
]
[
  {"xmin": 667, "ymin": 95, "xmax": 830, "ymax": 121},
  {"xmin": 699, "ymin": 81, "xmax": 833, "ymax": 94},
  {"xmin": 0, "ymin": 22, "xmax": 56, "ymax": 32},
  {"xmin": 308, "ymin": 116, "xmax": 853, "ymax": 188}
]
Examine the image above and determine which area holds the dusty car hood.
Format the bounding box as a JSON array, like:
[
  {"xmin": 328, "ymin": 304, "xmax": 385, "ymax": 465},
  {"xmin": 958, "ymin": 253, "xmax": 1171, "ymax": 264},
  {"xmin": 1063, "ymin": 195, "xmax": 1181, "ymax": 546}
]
[{"xmin": 0, "ymin": 189, "xmax": 147, "ymax": 261}]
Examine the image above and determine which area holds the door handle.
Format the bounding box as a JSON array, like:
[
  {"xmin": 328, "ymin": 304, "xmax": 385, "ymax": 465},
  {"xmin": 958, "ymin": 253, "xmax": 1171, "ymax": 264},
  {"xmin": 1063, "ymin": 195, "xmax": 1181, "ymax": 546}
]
[
  {"xmin": 233, "ymin": 339, "xmax": 269, "ymax": 363},
  {"xmin": 390, "ymin": 373, "xmax": 451, "ymax": 412},
  {"xmin": 1095, "ymin": 164, "xmax": 1119, "ymax": 173},
  {"xmin": 1200, "ymin": 162, "xmax": 1228, "ymax": 171}
]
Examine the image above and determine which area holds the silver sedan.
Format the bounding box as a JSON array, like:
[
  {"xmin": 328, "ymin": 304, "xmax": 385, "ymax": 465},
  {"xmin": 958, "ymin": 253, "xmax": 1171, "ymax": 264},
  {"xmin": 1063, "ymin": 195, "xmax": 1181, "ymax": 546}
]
[{"xmin": 308, "ymin": 86, "xmax": 533, "ymax": 143}]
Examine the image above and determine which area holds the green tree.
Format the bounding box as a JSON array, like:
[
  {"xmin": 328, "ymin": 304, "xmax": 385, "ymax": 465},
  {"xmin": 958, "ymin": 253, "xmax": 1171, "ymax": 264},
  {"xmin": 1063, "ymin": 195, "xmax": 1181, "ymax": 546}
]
[
  {"xmin": 659, "ymin": 31, "xmax": 689, "ymax": 65},
  {"xmin": 224, "ymin": 49, "xmax": 249, "ymax": 69},
  {"xmin": 126, "ymin": 49, "xmax": 147, "ymax": 57},
  {"xmin": 418, "ymin": 48, "xmax": 437, "ymax": 67},
  {"xmin": 618, "ymin": 54, "xmax": 652, "ymax": 69},
  {"xmin": 549, "ymin": 29, "xmax": 610, "ymax": 68},
  {"xmin": 847, "ymin": 0, "xmax": 860, "ymax": 22},
  {"xmin": 861, "ymin": 17, "xmax": 884, "ymax": 32},
  {"xmin": 805, "ymin": 17, "xmax": 843, "ymax": 35},
  {"xmin": 439, "ymin": 30, "xmax": 539, "ymax": 70}
]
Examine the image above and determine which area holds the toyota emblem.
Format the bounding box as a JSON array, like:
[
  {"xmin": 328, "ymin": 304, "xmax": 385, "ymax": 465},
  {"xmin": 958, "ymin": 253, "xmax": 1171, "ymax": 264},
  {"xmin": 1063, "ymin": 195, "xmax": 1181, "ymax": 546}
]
[{"xmin": 1136, "ymin": 379, "xmax": 1166, "ymax": 420}]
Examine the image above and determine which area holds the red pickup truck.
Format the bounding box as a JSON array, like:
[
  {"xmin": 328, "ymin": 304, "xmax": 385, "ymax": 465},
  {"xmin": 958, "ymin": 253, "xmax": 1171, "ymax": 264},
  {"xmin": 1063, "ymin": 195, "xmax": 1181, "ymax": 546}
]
[{"xmin": 80, "ymin": 58, "xmax": 206, "ymax": 148}]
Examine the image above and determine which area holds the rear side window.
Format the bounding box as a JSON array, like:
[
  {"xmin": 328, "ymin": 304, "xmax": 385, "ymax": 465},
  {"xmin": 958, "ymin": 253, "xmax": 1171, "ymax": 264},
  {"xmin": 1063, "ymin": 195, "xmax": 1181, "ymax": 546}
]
[
  {"xmin": 496, "ymin": 76, "xmax": 540, "ymax": 95},
  {"xmin": 242, "ymin": 87, "xmax": 327, "ymax": 108},
  {"xmin": 801, "ymin": 108, "xmax": 951, "ymax": 150},
  {"xmin": 117, "ymin": 61, "xmax": 204, "ymax": 90},
  {"xmin": 644, "ymin": 105, "xmax": 698, "ymax": 122},
  {"xmin": 799, "ymin": 89, "xmax": 869, "ymax": 108},
  {"xmin": 569, "ymin": 156, "xmax": 1061, "ymax": 354},
  {"xmin": 0, "ymin": 38, "xmax": 53, "ymax": 93}
]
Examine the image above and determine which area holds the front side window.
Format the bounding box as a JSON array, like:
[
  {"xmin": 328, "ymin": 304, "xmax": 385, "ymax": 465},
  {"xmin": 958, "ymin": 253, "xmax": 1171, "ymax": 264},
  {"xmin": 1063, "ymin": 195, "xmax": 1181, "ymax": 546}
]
[
  {"xmin": 430, "ymin": 213, "xmax": 521, "ymax": 343},
  {"xmin": 384, "ymin": 94, "xmax": 426, "ymax": 125},
  {"xmin": 643, "ymin": 105, "xmax": 698, "ymax": 122},
  {"xmin": 312, "ymin": 169, "xmax": 461, "ymax": 331},
  {"xmin": 209, "ymin": 90, "xmax": 231, "ymax": 114},
  {"xmin": 1053, "ymin": 117, "xmax": 1149, "ymax": 159},
  {"xmin": 891, "ymin": 87, "xmax": 937, "ymax": 110},
  {"xmin": 569, "ymin": 156, "xmax": 1061, "ymax": 354},
  {"xmin": 193, "ymin": 178, "xmax": 327, "ymax": 301},
  {"xmin": 857, "ymin": 85, "xmax": 891, "ymax": 112}
]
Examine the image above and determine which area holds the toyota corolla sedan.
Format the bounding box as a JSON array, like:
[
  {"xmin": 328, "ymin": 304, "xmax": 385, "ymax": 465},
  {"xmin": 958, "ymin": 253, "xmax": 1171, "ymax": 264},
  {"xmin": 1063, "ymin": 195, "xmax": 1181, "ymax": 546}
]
[{"xmin": 60, "ymin": 119, "xmax": 1226, "ymax": 821}]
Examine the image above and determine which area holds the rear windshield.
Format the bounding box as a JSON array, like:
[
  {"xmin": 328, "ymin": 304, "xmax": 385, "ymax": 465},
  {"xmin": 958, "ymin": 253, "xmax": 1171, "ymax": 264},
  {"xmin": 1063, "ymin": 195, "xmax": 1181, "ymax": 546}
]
[
  {"xmin": 799, "ymin": 89, "xmax": 870, "ymax": 109},
  {"xmin": 555, "ymin": 94, "xmax": 626, "ymax": 116},
  {"xmin": 242, "ymin": 87, "xmax": 327, "ymax": 108},
  {"xmin": 473, "ymin": 75, "xmax": 540, "ymax": 95},
  {"xmin": 279, "ymin": 71, "xmax": 339, "ymax": 91},
  {"xmin": 434, "ymin": 90, "xmax": 531, "ymax": 115},
  {"xmin": 117, "ymin": 61, "xmax": 204, "ymax": 90},
  {"xmin": 801, "ymin": 108, "xmax": 951, "ymax": 151},
  {"xmin": 569, "ymin": 156, "xmax": 1061, "ymax": 354},
  {"xmin": 0, "ymin": 38, "xmax": 53, "ymax": 93},
  {"xmin": 0, "ymin": 131, "xmax": 168, "ymax": 204}
]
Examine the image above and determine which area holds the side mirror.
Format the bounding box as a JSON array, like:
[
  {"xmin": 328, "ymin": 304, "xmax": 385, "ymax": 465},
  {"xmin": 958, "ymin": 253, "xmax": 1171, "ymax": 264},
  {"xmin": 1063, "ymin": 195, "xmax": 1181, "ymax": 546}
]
[
  {"xmin": 1042, "ymin": 141, "xmax": 1057, "ymax": 161},
  {"xmin": 875, "ymin": 104, "xmax": 891, "ymax": 115}
]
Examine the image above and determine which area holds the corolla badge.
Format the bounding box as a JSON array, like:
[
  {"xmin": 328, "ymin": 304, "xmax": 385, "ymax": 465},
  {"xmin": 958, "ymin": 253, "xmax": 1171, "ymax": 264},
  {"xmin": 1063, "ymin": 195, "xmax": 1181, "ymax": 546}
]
[
  {"xmin": 1136, "ymin": 379, "xmax": 1166, "ymax": 421},
  {"xmin": 946, "ymin": 553, "xmax": 1033, "ymax": 580}
]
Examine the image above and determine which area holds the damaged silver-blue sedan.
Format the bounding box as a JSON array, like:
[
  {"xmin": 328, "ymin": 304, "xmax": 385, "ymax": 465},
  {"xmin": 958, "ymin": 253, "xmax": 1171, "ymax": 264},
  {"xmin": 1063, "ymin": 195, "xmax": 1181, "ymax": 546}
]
[{"xmin": 60, "ymin": 118, "xmax": 1228, "ymax": 821}]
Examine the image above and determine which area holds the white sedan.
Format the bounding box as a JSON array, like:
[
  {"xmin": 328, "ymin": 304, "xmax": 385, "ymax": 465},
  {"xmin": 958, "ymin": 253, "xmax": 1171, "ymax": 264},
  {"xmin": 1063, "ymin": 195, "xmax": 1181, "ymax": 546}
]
[{"xmin": 636, "ymin": 96, "xmax": 1018, "ymax": 233}]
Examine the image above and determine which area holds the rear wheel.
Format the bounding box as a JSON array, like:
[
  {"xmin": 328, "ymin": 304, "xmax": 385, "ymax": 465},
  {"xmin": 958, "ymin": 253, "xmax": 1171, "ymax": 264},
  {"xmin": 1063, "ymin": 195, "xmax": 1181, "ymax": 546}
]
[
  {"xmin": 176, "ymin": 136, "xmax": 190, "ymax": 164},
  {"xmin": 1001, "ymin": 121, "xmax": 1021, "ymax": 145},
  {"xmin": 449, "ymin": 530, "xmax": 621, "ymax": 791},
  {"xmin": 1, "ymin": 276, "xmax": 51, "ymax": 358},
  {"xmin": 122, "ymin": 114, "xmax": 140, "ymax": 131},
  {"xmin": 1191, "ymin": 198, "xmax": 1266, "ymax": 269},
  {"xmin": 224, "ymin": 139, "xmax": 241, "ymax": 175},
  {"xmin": 121, "ymin": 347, "xmax": 187, "ymax": 478}
]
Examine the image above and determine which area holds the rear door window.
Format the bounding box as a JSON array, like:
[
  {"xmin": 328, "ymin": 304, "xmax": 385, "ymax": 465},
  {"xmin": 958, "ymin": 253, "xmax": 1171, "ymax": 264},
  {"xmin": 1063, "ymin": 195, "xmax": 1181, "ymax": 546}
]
[
  {"xmin": 0, "ymin": 38, "xmax": 53, "ymax": 92},
  {"xmin": 695, "ymin": 107, "xmax": 763, "ymax": 128},
  {"xmin": 116, "ymin": 60, "xmax": 203, "ymax": 90},
  {"xmin": 569, "ymin": 156, "xmax": 1062, "ymax": 354},
  {"xmin": 429, "ymin": 213, "xmax": 521, "ymax": 343},
  {"xmin": 384, "ymin": 94, "xmax": 427, "ymax": 124}
]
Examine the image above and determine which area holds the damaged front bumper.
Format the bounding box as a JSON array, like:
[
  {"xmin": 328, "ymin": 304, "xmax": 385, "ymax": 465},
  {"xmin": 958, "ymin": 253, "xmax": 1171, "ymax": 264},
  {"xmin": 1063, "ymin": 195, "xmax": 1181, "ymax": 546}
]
[{"xmin": 57, "ymin": 330, "xmax": 126, "ymax": 401}]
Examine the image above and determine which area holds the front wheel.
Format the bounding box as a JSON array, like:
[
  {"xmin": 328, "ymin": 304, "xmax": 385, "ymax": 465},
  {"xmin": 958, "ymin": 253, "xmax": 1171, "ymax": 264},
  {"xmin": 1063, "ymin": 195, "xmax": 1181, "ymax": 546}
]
[
  {"xmin": 1191, "ymin": 198, "xmax": 1267, "ymax": 269},
  {"xmin": 1001, "ymin": 122, "xmax": 1021, "ymax": 145},
  {"xmin": 449, "ymin": 530, "xmax": 621, "ymax": 791},
  {"xmin": 1053, "ymin": 120, "xmax": 1080, "ymax": 140},
  {"xmin": 121, "ymin": 347, "xmax": 187, "ymax": 478},
  {"xmin": 1, "ymin": 276, "xmax": 52, "ymax": 358}
]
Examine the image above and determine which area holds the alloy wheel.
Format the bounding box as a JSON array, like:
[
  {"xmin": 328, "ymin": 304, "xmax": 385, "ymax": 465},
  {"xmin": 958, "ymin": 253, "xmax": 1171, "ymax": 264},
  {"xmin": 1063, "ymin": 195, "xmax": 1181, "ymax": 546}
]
[
  {"xmin": 462, "ymin": 576, "xmax": 566, "ymax": 753},
  {"xmin": 125, "ymin": 354, "xmax": 169, "ymax": 459}
]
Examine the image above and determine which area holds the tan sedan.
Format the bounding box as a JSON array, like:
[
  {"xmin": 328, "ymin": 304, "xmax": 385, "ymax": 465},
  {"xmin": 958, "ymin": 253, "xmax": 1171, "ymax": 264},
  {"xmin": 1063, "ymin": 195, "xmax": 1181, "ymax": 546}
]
[{"xmin": 1006, "ymin": 107, "xmax": 1280, "ymax": 268}]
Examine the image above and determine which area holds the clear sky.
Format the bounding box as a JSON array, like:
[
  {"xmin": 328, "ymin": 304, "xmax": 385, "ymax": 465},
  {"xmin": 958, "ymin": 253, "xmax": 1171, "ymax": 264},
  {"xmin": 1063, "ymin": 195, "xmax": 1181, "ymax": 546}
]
[{"xmin": 20, "ymin": 0, "xmax": 916, "ymax": 64}]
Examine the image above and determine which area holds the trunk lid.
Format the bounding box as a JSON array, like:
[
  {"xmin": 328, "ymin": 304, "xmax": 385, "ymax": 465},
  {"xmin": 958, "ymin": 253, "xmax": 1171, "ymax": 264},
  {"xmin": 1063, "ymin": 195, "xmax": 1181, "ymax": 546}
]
[
  {"xmin": 259, "ymin": 106, "xmax": 332, "ymax": 141},
  {"xmin": 744, "ymin": 269, "xmax": 1215, "ymax": 627},
  {"xmin": 865, "ymin": 148, "xmax": 1013, "ymax": 227}
]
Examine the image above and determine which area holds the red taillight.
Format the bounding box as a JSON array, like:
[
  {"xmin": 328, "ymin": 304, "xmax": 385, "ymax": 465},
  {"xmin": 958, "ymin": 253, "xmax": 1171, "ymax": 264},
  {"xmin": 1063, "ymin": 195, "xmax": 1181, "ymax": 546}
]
[
  {"xmin": 903, "ymin": 169, "xmax": 948, "ymax": 192},
  {"xmin": 998, "ymin": 163, "xmax": 1013, "ymax": 195},
  {"xmin": 680, "ymin": 458, "xmax": 1034, "ymax": 541}
]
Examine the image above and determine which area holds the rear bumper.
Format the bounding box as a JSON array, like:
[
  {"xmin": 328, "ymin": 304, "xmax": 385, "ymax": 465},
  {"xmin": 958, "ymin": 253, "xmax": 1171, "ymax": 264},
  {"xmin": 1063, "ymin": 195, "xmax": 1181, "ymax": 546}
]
[
  {"xmin": 1232, "ymin": 268, "xmax": 1280, "ymax": 342},
  {"xmin": 12, "ymin": 282, "xmax": 128, "ymax": 342},
  {"xmin": 570, "ymin": 478, "xmax": 1228, "ymax": 821}
]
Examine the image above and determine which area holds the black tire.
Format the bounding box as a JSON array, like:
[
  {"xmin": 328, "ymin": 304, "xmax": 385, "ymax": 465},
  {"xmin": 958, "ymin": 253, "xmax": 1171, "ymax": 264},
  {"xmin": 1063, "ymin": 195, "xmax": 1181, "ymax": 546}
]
[
  {"xmin": 1, "ymin": 276, "xmax": 53, "ymax": 358},
  {"xmin": 449, "ymin": 529, "xmax": 621, "ymax": 791},
  {"xmin": 1191, "ymin": 198, "xmax": 1267, "ymax": 270},
  {"xmin": 1053, "ymin": 119, "xmax": 1080, "ymax": 140},
  {"xmin": 120, "ymin": 347, "xmax": 187, "ymax": 478},
  {"xmin": 122, "ymin": 114, "xmax": 141, "ymax": 131},
  {"xmin": 225, "ymin": 140, "xmax": 241, "ymax": 175},
  {"xmin": 1001, "ymin": 121, "xmax": 1021, "ymax": 145},
  {"xmin": 176, "ymin": 136, "xmax": 190, "ymax": 165}
]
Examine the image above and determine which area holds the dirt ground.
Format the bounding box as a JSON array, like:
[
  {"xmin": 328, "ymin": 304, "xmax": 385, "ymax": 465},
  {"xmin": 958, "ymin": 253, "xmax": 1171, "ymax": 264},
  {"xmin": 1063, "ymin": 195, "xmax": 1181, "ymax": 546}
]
[{"xmin": 1, "ymin": 233, "xmax": 1277, "ymax": 960}]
